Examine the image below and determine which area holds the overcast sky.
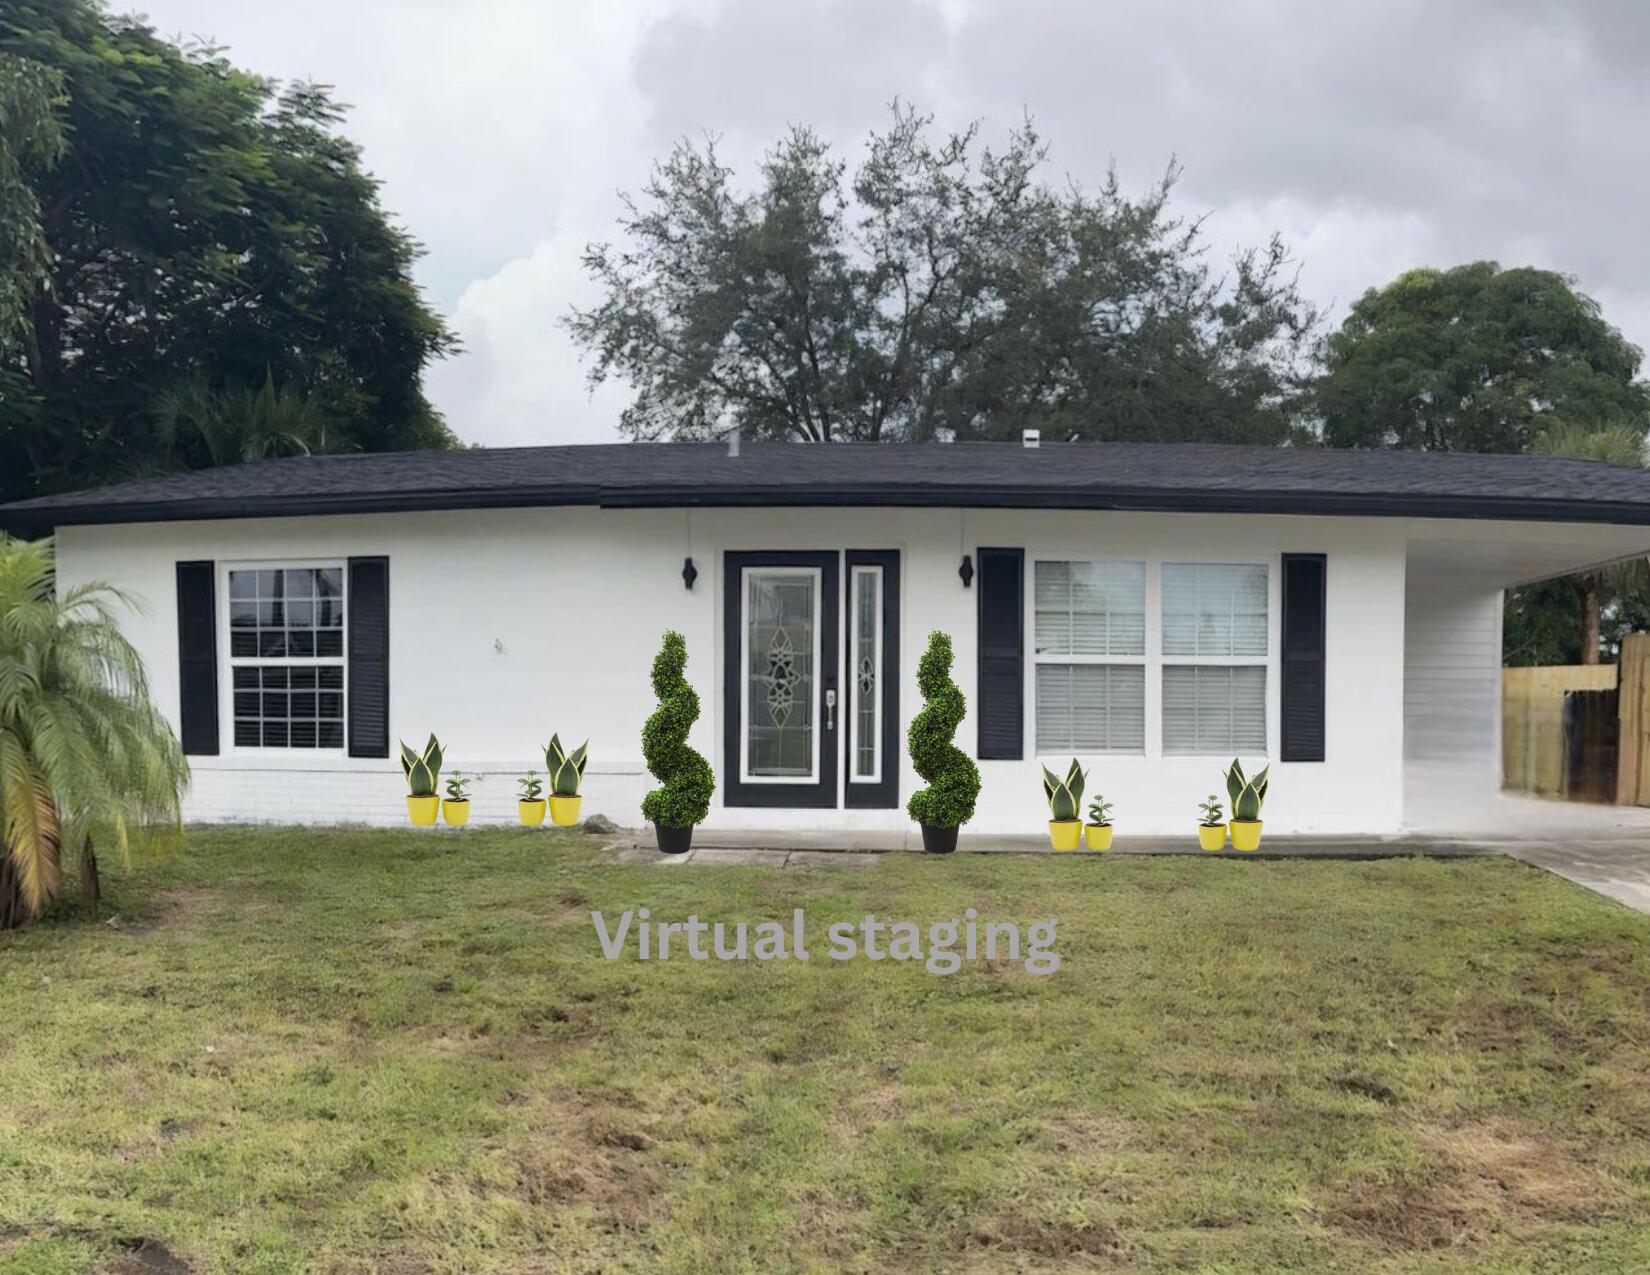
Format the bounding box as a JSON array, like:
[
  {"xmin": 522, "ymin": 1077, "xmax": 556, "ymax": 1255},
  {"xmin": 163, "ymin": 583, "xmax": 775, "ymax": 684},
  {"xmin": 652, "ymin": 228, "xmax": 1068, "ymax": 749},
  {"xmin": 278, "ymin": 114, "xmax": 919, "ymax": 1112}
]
[{"xmin": 123, "ymin": 0, "xmax": 1650, "ymax": 447}]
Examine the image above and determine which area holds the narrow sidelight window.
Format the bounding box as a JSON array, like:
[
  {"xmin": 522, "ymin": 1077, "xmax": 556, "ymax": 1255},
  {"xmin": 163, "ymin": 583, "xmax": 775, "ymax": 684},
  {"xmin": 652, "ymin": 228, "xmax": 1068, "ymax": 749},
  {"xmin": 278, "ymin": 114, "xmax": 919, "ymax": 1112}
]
[{"xmin": 849, "ymin": 564, "xmax": 883, "ymax": 783}]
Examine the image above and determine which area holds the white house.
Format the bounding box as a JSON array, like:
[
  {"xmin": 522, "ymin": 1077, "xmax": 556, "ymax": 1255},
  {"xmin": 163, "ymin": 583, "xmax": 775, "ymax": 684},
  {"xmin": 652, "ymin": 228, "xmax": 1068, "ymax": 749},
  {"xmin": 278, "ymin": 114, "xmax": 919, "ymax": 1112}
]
[{"xmin": 6, "ymin": 438, "xmax": 1650, "ymax": 837}]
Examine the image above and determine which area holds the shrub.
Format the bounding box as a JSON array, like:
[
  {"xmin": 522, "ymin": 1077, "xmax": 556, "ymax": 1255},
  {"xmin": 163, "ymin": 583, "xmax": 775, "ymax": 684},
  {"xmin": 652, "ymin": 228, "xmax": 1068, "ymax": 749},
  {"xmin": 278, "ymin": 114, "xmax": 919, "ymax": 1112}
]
[
  {"xmin": 641, "ymin": 631, "xmax": 715, "ymax": 828},
  {"xmin": 906, "ymin": 630, "xmax": 980, "ymax": 829}
]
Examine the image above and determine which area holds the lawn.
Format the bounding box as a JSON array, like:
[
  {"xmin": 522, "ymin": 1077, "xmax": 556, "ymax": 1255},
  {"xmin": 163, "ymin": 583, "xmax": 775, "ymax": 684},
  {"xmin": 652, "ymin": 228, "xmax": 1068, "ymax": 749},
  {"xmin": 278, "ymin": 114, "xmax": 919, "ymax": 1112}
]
[{"xmin": 4, "ymin": 830, "xmax": 1650, "ymax": 1274}]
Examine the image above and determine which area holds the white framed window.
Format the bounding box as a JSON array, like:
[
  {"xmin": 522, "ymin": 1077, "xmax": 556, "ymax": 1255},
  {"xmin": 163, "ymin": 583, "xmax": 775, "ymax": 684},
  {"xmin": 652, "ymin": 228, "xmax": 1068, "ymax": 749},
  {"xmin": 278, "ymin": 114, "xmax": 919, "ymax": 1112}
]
[
  {"xmin": 1033, "ymin": 560, "xmax": 1146, "ymax": 753},
  {"xmin": 225, "ymin": 562, "xmax": 347, "ymax": 750},
  {"xmin": 1161, "ymin": 563, "xmax": 1268, "ymax": 754},
  {"xmin": 849, "ymin": 564, "xmax": 883, "ymax": 783}
]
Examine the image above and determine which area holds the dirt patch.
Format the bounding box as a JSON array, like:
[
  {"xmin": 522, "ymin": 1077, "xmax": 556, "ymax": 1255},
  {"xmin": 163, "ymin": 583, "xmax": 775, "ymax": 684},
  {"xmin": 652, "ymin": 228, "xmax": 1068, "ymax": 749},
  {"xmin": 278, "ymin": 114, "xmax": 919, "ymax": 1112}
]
[
  {"xmin": 1332, "ymin": 1075, "xmax": 1400, "ymax": 1105},
  {"xmin": 103, "ymin": 1237, "xmax": 191, "ymax": 1274},
  {"xmin": 132, "ymin": 886, "xmax": 276, "ymax": 935},
  {"xmin": 1329, "ymin": 1120, "xmax": 1621, "ymax": 1250},
  {"xmin": 508, "ymin": 1143, "xmax": 665, "ymax": 1230},
  {"xmin": 968, "ymin": 1214, "xmax": 1131, "ymax": 1262},
  {"xmin": 1045, "ymin": 1110, "xmax": 1141, "ymax": 1154}
]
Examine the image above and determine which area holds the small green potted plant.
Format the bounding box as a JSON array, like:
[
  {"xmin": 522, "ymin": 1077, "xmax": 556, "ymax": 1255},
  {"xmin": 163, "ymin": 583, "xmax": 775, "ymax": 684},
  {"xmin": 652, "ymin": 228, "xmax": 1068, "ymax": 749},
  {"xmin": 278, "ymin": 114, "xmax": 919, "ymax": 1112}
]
[
  {"xmin": 400, "ymin": 734, "xmax": 443, "ymax": 826},
  {"xmin": 1197, "ymin": 795, "xmax": 1226, "ymax": 851},
  {"xmin": 641, "ymin": 631, "xmax": 715, "ymax": 853},
  {"xmin": 1084, "ymin": 794, "xmax": 1115, "ymax": 851},
  {"xmin": 1225, "ymin": 759, "xmax": 1270, "ymax": 851},
  {"xmin": 545, "ymin": 735, "xmax": 589, "ymax": 826},
  {"xmin": 906, "ymin": 630, "xmax": 981, "ymax": 853},
  {"xmin": 443, "ymin": 771, "xmax": 472, "ymax": 827},
  {"xmin": 518, "ymin": 771, "xmax": 546, "ymax": 826},
  {"xmin": 1041, "ymin": 758, "xmax": 1086, "ymax": 851}
]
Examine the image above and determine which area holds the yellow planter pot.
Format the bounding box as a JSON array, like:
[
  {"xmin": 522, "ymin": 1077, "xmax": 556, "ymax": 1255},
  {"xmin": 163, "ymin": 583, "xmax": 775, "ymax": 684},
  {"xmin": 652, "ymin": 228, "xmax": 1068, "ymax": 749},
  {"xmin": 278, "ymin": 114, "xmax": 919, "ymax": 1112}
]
[
  {"xmin": 1084, "ymin": 824, "xmax": 1114, "ymax": 851},
  {"xmin": 1197, "ymin": 823, "xmax": 1227, "ymax": 852},
  {"xmin": 519, "ymin": 799, "xmax": 547, "ymax": 827},
  {"xmin": 549, "ymin": 795, "xmax": 583, "ymax": 827},
  {"xmin": 1048, "ymin": 820, "xmax": 1082, "ymax": 852},
  {"xmin": 443, "ymin": 799, "xmax": 471, "ymax": 828},
  {"xmin": 1230, "ymin": 820, "xmax": 1263, "ymax": 852},
  {"xmin": 406, "ymin": 795, "xmax": 440, "ymax": 826}
]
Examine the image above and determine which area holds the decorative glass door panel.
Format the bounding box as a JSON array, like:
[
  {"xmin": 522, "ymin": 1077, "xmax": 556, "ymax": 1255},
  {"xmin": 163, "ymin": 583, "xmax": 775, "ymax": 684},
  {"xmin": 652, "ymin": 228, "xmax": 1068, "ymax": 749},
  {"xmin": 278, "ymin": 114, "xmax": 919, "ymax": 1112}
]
[{"xmin": 744, "ymin": 569, "xmax": 819, "ymax": 781}]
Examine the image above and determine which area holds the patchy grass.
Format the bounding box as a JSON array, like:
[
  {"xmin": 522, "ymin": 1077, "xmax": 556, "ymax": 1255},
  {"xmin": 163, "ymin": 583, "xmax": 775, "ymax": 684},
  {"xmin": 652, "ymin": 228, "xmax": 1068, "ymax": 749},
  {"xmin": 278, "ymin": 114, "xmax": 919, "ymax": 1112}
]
[{"xmin": 3, "ymin": 828, "xmax": 1650, "ymax": 1273}]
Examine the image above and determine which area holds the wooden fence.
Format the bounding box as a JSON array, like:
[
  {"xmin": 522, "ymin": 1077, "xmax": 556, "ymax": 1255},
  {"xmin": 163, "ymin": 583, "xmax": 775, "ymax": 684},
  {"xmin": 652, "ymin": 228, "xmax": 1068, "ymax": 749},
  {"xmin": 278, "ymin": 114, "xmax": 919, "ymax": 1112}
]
[
  {"xmin": 1616, "ymin": 635, "xmax": 1650, "ymax": 805},
  {"xmin": 1502, "ymin": 664, "xmax": 1619, "ymax": 797}
]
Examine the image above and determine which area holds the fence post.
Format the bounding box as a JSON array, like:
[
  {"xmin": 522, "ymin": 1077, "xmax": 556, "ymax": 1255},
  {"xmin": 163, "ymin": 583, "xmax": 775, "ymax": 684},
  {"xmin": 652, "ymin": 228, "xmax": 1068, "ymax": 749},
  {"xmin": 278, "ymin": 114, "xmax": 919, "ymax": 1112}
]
[{"xmin": 1616, "ymin": 635, "xmax": 1650, "ymax": 805}]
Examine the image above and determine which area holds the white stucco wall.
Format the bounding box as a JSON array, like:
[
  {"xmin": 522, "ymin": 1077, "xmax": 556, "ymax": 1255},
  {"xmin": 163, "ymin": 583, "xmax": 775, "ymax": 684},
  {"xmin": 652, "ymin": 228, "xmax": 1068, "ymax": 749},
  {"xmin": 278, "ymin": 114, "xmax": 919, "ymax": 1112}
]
[{"xmin": 55, "ymin": 505, "xmax": 1415, "ymax": 834}]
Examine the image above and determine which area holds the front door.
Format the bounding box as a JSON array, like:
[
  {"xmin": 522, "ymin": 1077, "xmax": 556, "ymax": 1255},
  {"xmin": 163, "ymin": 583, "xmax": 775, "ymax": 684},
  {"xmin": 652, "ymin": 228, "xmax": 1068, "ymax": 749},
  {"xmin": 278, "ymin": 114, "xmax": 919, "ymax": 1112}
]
[{"xmin": 723, "ymin": 551, "xmax": 900, "ymax": 809}]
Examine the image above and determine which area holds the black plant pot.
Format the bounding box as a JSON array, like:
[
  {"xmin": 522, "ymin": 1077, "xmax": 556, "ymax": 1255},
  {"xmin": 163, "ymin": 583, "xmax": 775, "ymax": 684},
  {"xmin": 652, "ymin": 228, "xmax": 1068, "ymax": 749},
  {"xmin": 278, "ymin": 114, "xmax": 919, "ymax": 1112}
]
[
  {"xmin": 919, "ymin": 823, "xmax": 959, "ymax": 854},
  {"xmin": 653, "ymin": 824, "xmax": 695, "ymax": 855}
]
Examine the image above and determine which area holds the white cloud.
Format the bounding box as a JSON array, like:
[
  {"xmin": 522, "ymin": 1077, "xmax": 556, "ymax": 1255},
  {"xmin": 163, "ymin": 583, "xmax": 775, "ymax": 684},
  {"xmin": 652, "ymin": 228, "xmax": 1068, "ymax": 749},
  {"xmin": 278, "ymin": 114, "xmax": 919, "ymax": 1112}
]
[{"xmin": 427, "ymin": 232, "xmax": 631, "ymax": 446}]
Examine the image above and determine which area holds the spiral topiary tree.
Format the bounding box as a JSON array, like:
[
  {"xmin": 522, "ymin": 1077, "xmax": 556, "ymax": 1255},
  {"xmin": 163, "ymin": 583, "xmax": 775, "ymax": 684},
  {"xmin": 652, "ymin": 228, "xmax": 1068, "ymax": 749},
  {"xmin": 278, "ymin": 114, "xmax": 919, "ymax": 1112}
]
[
  {"xmin": 641, "ymin": 630, "xmax": 715, "ymax": 850},
  {"xmin": 907, "ymin": 630, "xmax": 981, "ymax": 848}
]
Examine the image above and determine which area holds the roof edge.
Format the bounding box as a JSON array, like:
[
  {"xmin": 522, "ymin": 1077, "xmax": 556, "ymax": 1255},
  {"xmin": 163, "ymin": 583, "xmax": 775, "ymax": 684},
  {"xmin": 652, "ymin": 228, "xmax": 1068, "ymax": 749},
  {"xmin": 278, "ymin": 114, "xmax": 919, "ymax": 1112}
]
[{"xmin": 10, "ymin": 481, "xmax": 1650, "ymax": 532}]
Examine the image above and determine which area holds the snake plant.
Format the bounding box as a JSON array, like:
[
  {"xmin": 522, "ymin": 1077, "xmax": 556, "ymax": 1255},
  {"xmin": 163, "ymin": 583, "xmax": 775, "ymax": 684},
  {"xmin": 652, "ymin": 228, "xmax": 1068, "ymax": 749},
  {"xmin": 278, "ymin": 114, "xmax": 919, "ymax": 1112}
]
[
  {"xmin": 1224, "ymin": 758, "xmax": 1271, "ymax": 822},
  {"xmin": 399, "ymin": 734, "xmax": 443, "ymax": 798},
  {"xmin": 1041, "ymin": 758, "xmax": 1086, "ymax": 823},
  {"xmin": 545, "ymin": 735, "xmax": 589, "ymax": 797}
]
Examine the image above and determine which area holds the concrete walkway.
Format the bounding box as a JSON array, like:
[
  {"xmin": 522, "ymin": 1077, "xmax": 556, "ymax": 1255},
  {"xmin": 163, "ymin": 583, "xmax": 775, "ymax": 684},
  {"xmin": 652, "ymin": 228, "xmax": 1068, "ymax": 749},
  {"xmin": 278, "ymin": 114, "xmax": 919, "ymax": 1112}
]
[{"xmin": 606, "ymin": 827, "xmax": 1650, "ymax": 917}]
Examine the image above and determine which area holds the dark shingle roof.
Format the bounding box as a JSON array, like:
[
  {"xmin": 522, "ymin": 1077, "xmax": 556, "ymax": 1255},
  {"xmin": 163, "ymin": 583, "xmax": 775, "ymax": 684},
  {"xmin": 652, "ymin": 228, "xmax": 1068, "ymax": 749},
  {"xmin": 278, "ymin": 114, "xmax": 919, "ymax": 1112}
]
[{"xmin": 8, "ymin": 440, "xmax": 1650, "ymax": 530}]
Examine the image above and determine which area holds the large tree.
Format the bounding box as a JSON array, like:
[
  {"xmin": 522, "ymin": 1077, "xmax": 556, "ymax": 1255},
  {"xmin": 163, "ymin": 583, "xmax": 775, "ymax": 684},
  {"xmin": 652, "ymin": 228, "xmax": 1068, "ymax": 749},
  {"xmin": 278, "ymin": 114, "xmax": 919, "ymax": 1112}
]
[
  {"xmin": 0, "ymin": 1, "xmax": 456, "ymax": 502},
  {"xmin": 569, "ymin": 107, "xmax": 1319, "ymax": 444},
  {"xmin": 1317, "ymin": 262, "xmax": 1650, "ymax": 452}
]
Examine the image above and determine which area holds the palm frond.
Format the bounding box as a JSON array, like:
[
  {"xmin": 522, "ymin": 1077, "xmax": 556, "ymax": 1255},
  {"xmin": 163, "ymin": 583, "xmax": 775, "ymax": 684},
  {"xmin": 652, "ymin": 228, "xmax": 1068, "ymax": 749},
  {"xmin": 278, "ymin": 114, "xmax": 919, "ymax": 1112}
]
[{"xmin": 0, "ymin": 535, "xmax": 187, "ymax": 923}]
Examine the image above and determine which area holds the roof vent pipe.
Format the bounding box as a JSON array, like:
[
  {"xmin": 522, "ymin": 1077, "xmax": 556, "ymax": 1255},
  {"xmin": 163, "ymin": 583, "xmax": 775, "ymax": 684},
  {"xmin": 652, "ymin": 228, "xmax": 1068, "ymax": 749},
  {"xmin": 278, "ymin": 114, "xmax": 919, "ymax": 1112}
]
[
  {"xmin": 727, "ymin": 429, "xmax": 741, "ymax": 458},
  {"xmin": 1022, "ymin": 428, "xmax": 1040, "ymax": 448}
]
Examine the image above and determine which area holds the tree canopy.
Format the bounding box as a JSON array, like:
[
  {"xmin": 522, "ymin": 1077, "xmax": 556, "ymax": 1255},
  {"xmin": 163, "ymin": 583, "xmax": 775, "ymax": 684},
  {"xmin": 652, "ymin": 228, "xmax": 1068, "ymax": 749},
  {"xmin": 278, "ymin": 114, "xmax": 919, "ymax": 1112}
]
[
  {"xmin": 569, "ymin": 107, "xmax": 1319, "ymax": 445},
  {"xmin": 0, "ymin": 0, "xmax": 456, "ymax": 503},
  {"xmin": 1317, "ymin": 262, "xmax": 1650, "ymax": 452}
]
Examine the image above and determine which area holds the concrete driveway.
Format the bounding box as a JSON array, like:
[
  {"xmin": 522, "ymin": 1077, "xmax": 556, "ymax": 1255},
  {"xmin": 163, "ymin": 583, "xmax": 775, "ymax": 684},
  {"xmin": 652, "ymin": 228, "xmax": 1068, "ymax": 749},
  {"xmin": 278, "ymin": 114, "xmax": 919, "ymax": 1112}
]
[{"xmin": 1496, "ymin": 840, "xmax": 1650, "ymax": 914}]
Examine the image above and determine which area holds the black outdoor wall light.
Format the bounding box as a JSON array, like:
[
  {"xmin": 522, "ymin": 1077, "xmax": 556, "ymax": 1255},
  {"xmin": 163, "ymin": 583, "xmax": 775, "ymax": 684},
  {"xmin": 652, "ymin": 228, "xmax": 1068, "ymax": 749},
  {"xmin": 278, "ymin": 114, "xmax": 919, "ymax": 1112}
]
[
  {"xmin": 682, "ymin": 556, "xmax": 698, "ymax": 590},
  {"xmin": 958, "ymin": 553, "xmax": 974, "ymax": 587}
]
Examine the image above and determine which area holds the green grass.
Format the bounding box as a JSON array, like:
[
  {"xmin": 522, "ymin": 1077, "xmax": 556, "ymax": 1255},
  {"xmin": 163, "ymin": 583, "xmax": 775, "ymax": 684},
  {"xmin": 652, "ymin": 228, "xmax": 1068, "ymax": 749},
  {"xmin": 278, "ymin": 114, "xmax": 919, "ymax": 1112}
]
[{"xmin": 4, "ymin": 828, "xmax": 1650, "ymax": 1273}]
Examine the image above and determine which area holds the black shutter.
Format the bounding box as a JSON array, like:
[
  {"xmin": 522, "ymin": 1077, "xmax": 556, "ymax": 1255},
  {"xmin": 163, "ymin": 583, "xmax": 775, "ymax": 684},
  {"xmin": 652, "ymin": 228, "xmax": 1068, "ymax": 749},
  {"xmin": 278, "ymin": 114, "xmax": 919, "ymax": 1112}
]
[
  {"xmin": 976, "ymin": 547, "xmax": 1024, "ymax": 760},
  {"xmin": 1280, "ymin": 553, "xmax": 1326, "ymax": 762},
  {"xmin": 175, "ymin": 561, "xmax": 219, "ymax": 755},
  {"xmin": 348, "ymin": 557, "xmax": 390, "ymax": 758}
]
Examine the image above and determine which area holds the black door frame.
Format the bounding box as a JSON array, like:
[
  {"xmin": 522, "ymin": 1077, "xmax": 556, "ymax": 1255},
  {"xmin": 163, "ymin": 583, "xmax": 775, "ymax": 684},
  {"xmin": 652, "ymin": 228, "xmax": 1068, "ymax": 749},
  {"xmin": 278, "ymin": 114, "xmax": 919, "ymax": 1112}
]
[
  {"xmin": 723, "ymin": 551, "xmax": 840, "ymax": 808},
  {"xmin": 844, "ymin": 550, "xmax": 901, "ymax": 809}
]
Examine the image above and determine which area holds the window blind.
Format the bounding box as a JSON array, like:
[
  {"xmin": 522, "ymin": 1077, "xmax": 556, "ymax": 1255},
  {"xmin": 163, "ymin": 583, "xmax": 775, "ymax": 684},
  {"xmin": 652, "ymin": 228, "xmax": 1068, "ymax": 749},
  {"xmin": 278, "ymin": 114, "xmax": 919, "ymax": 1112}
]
[
  {"xmin": 1161, "ymin": 563, "xmax": 1268, "ymax": 657},
  {"xmin": 1034, "ymin": 560, "xmax": 1145, "ymax": 656},
  {"xmin": 1163, "ymin": 665, "xmax": 1266, "ymax": 754},
  {"xmin": 1036, "ymin": 664, "xmax": 1145, "ymax": 753}
]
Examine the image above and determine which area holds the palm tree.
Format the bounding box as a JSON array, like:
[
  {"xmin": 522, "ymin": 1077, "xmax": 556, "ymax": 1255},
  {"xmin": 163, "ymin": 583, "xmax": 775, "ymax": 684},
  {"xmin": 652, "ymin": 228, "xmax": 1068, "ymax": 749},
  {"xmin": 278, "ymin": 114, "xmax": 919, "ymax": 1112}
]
[
  {"xmin": 1533, "ymin": 423, "xmax": 1650, "ymax": 663},
  {"xmin": 0, "ymin": 536, "xmax": 187, "ymax": 928},
  {"xmin": 150, "ymin": 371, "xmax": 346, "ymax": 468}
]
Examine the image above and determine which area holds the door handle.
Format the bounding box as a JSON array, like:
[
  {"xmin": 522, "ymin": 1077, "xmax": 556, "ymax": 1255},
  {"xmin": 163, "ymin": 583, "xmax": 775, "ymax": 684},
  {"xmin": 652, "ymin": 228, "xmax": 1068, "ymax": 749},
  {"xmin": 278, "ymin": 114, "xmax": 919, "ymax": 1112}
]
[{"xmin": 825, "ymin": 688, "xmax": 837, "ymax": 732}]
